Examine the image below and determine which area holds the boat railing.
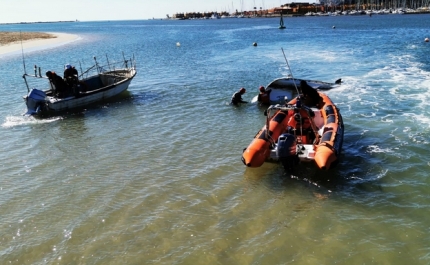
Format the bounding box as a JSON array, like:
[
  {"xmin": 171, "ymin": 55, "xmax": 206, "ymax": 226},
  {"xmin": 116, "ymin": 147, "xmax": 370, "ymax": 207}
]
[
  {"xmin": 22, "ymin": 54, "xmax": 136, "ymax": 93},
  {"xmin": 22, "ymin": 74, "xmax": 50, "ymax": 94},
  {"xmin": 78, "ymin": 55, "xmax": 136, "ymax": 80},
  {"xmin": 265, "ymin": 103, "xmax": 321, "ymax": 145},
  {"xmin": 265, "ymin": 104, "xmax": 294, "ymax": 119},
  {"xmin": 22, "ymin": 64, "xmax": 51, "ymax": 93}
]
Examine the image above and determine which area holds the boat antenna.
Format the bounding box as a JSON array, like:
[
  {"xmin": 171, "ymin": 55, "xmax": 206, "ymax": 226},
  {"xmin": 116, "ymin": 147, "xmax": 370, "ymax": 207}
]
[
  {"xmin": 281, "ymin": 47, "xmax": 304, "ymax": 145},
  {"xmin": 20, "ymin": 31, "xmax": 27, "ymax": 74},
  {"xmin": 78, "ymin": 60, "xmax": 83, "ymax": 79},
  {"xmin": 105, "ymin": 54, "xmax": 111, "ymax": 71},
  {"xmin": 281, "ymin": 48, "xmax": 300, "ymax": 95}
]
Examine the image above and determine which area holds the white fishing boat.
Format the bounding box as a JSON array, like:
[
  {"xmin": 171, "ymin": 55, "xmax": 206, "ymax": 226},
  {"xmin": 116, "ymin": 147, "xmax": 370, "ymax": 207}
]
[
  {"xmin": 22, "ymin": 54, "xmax": 136, "ymax": 116},
  {"xmin": 252, "ymin": 77, "xmax": 341, "ymax": 105},
  {"xmin": 279, "ymin": 13, "xmax": 286, "ymax": 29},
  {"xmin": 210, "ymin": 13, "xmax": 220, "ymax": 19}
]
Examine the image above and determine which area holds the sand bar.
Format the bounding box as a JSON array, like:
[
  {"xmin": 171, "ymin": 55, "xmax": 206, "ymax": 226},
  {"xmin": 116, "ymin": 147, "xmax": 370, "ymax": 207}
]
[{"xmin": 0, "ymin": 32, "xmax": 79, "ymax": 56}]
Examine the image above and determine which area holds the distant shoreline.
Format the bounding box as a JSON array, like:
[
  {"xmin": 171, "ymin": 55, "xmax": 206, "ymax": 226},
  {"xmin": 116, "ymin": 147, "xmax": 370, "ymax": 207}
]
[
  {"xmin": 168, "ymin": 9, "xmax": 430, "ymax": 20},
  {"xmin": 0, "ymin": 20, "xmax": 78, "ymax": 25}
]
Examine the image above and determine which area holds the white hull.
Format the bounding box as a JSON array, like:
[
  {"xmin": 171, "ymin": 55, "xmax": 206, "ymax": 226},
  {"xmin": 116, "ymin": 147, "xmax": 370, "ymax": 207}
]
[
  {"xmin": 253, "ymin": 77, "xmax": 341, "ymax": 105},
  {"xmin": 23, "ymin": 55, "xmax": 137, "ymax": 116},
  {"xmin": 45, "ymin": 71, "xmax": 135, "ymax": 112}
]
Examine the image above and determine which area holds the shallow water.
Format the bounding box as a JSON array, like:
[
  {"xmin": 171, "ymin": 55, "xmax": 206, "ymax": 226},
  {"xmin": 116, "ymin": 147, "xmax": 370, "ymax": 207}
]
[{"xmin": 1, "ymin": 15, "xmax": 430, "ymax": 264}]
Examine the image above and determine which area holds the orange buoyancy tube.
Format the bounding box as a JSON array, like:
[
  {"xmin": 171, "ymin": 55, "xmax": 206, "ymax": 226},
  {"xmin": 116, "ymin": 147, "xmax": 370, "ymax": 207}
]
[
  {"xmin": 242, "ymin": 110, "xmax": 291, "ymax": 167},
  {"xmin": 314, "ymin": 93, "xmax": 344, "ymax": 170}
]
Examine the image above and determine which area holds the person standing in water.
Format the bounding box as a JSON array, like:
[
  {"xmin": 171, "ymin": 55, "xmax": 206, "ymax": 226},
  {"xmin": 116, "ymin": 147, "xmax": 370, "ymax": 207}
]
[
  {"xmin": 257, "ymin": 86, "xmax": 271, "ymax": 106},
  {"xmin": 231, "ymin": 87, "xmax": 248, "ymax": 106}
]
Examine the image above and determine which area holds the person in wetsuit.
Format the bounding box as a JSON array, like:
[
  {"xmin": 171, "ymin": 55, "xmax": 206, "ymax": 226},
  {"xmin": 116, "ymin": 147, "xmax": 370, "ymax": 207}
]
[
  {"xmin": 300, "ymin": 80, "xmax": 322, "ymax": 107},
  {"xmin": 231, "ymin": 87, "xmax": 248, "ymax": 106}
]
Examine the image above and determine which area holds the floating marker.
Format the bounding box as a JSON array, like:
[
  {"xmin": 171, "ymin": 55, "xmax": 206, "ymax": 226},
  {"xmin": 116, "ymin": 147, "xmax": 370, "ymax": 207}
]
[
  {"xmin": 425, "ymin": 38, "xmax": 429, "ymax": 42},
  {"xmin": 176, "ymin": 42, "xmax": 181, "ymax": 46},
  {"xmin": 332, "ymin": 26, "xmax": 336, "ymax": 29},
  {"xmin": 253, "ymin": 42, "xmax": 257, "ymax": 46}
]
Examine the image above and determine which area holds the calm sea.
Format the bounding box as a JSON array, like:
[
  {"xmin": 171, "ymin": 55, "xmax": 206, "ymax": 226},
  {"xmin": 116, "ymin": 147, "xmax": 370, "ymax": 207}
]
[{"xmin": 1, "ymin": 14, "xmax": 430, "ymax": 264}]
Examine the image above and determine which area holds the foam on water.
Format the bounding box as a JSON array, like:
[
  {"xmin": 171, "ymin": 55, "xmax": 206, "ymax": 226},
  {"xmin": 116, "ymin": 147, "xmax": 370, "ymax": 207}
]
[{"xmin": 2, "ymin": 115, "xmax": 61, "ymax": 128}]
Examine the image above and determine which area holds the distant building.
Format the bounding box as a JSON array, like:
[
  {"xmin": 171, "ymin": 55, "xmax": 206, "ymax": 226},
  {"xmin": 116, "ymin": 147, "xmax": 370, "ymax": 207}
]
[
  {"xmin": 169, "ymin": 0, "xmax": 429, "ymax": 19},
  {"xmin": 275, "ymin": 3, "xmax": 325, "ymax": 14}
]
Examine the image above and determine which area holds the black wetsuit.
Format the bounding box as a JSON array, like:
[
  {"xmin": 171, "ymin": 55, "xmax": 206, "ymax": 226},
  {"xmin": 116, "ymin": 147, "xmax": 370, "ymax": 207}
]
[
  {"xmin": 46, "ymin": 71, "xmax": 68, "ymax": 98},
  {"xmin": 300, "ymin": 81, "xmax": 321, "ymax": 107},
  {"xmin": 231, "ymin": 91, "xmax": 247, "ymax": 105}
]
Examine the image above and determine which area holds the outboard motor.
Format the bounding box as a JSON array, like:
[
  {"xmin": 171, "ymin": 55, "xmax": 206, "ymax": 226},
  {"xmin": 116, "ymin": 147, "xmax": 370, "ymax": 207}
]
[
  {"xmin": 25, "ymin": 88, "xmax": 46, "ymax": 115},
  {"xmin": 276, "ymin": 133, "xmax": 298, "ymax": 172}
]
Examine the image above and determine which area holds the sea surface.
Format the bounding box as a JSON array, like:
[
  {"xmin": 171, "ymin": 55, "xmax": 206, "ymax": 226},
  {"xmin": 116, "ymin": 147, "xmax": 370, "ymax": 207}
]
[{"xmin": 1, "ymin": 15, "xmax": 430, "ymax": 264}]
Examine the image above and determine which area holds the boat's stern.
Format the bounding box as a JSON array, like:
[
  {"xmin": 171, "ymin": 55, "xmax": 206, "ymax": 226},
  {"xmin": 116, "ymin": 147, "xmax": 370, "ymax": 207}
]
[
  {"xmin": 269, "ymin": 143, "xmax": 316, "ymax": 162},
  {"xmin": 24, "ymin": 89, "xmax": 47, "ymax": 115}
]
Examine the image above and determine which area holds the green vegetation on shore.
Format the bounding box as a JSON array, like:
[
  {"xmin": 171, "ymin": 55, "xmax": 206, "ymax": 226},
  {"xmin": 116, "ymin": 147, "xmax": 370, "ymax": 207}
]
[{"xmin": 0, "ymin": 32, "xmax": 55, "ymax": 45}]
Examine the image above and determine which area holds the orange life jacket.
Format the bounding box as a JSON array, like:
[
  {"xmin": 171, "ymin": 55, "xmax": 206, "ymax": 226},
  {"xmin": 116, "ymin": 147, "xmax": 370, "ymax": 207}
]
[{"xmin": 258, "ymin": 91, "xmax": 271, "ymax": 104}]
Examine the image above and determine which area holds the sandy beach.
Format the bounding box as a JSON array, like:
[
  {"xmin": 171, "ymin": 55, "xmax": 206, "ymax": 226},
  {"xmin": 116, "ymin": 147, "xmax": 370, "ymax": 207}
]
[{"xmin": 0, "ymin": 32, "xmax": 79, "ymax": 56}]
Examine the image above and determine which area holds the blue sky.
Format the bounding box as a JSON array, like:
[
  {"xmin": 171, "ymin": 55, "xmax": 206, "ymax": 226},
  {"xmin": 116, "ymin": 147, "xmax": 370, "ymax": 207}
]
[{"xmin": 0, "ymin": 0, "xmax": 291, "ymax": 23}]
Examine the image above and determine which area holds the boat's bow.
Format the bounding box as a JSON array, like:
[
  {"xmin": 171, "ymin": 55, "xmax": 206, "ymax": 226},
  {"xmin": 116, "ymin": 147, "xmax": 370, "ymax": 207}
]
[{"xmin": 256, "ymin": 77, "xmax": 341, "ymax": 106}]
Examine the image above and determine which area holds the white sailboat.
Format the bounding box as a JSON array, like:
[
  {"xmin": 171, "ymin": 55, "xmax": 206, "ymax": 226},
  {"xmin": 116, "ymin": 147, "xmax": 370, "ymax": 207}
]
[{"xmin": 279, "ymin": 13, "xmax": 286, "ymax": 29}]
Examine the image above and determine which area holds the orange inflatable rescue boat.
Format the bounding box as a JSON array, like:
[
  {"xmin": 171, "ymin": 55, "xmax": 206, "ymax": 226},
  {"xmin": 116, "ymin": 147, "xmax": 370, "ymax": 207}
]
[{"xmin": 242, "ymin": 91, "xmax": 344, "ymax": 170}]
